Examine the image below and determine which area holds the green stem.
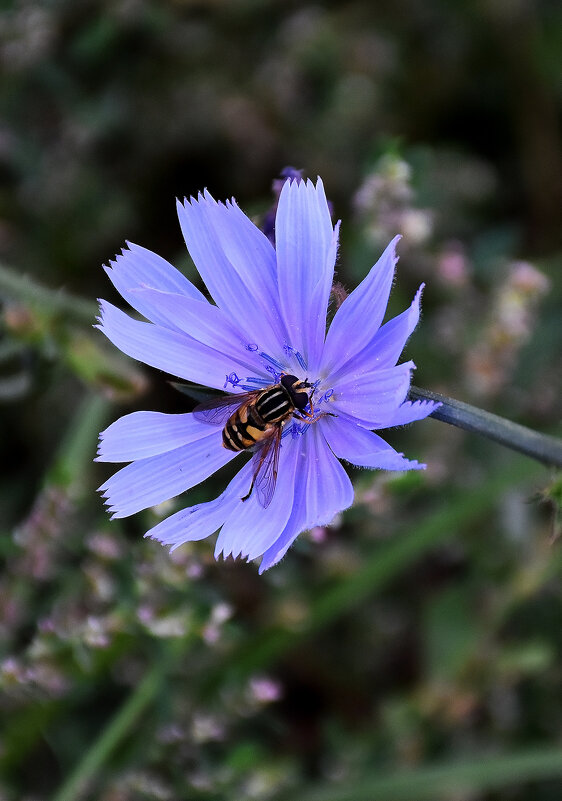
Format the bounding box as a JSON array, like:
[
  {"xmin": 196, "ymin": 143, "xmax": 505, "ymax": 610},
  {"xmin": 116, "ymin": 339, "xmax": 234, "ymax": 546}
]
[
  {"xmin": 290, "ymin": 747, "xmax": 562, "ymax": 801},
  {"xmin": 47, "ymin": 393, "xmax": 111, "ymax": 494},
  {"xmin": 410, "ymin": 386, "xmax": 562, "ymax": 469},
  {"xmin": 50, "ymin": 639, "xmax": 187, "ymax": 801},
  {"xmin": 0, "ymin": 262, "xmax": 97, "ymax": 324}
]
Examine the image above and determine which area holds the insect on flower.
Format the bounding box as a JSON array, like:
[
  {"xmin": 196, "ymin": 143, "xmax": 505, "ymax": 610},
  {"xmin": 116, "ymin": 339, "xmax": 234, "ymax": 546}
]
[
  {"xmin": 195, "ymin": 374, "xmax": 332, "ymax": 507},
  {"xmin": 96, "ymin": 176, "xmax": 440, "ymax": 571}
]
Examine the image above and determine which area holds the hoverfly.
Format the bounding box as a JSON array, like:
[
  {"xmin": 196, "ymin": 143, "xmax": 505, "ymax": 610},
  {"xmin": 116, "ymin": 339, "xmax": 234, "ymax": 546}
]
[{"xmin": 193, "ymin": 374, "xmax": 313, "ymax": 508}]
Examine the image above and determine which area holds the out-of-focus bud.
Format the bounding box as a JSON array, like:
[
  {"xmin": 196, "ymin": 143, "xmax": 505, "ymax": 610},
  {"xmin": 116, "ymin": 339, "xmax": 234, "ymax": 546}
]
[
  {"xmin": 436, "ymin": 241, "xmax": 470, "ymax": 288},
  {"xmin": 262, "ymin": 167, "xmax": 305, "ymax": 245},
  {"xmin": 353, "ymin": 154, "xmax": 432, "ymax": 248},
  {"xmin": 464, "ymin": 260, "xmax": 550, "ymax": 398}
]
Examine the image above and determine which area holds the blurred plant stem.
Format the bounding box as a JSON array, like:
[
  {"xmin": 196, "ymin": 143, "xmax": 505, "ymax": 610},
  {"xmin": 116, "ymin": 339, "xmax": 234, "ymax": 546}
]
[
  {"xmin": 410, "ymin": 386, "xmax": 562, "ymax": 469},
  {"xmin": 2, "ymin": 394, "xmax": 113, "ymax": 773},
  {"xmin": 51, "ymin": 639, "xmax": 189, "ymax": 801},
  {"xmin": 0, "ymin": 262, "xmax": 97, "ymax": 324},
  {"xmin": 289, "ymin": 746, "xmax": 562, "ymax": 801},
  {"xmin": 0, "ymin": 262, "xmax": 147, "ymax": 399},
  {"xmin": 48, "ymin": 392, "xmax": 111, "ymax": 497}
]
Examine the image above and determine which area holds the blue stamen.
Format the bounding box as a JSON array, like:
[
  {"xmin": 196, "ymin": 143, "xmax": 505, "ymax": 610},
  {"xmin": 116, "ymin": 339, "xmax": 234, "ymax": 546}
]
[
  {"xmin": 243, "ymin": 376, "xmax": 270, "ymax": 387},
  {"xmin": 314, "ymin": 387, "xmax": 334, "ymax": 405},
  {"xmin": 283, "ymin": 343, "xmax": 308, "ymax": 371},
  {"xmin": 291, "ymin": 423, "xmax": 306, "ymax": 439},
  {"xmin": 265, "ymin": 364, "xmax": 282, "ymax": 382},
  {"xmin": 223, "ymin": 372, "xmax": 241, "ymax": 389},
  {"xmin": 246, "ymin": 343, "xmax": 259, "ymax": 351},
  {"xmin": 310, "ymin": 379, "xmax": 322, "ymax": 398},
  {"xmin": 259, "ymin": 351, "xmax": 285, "ymax": 371}
]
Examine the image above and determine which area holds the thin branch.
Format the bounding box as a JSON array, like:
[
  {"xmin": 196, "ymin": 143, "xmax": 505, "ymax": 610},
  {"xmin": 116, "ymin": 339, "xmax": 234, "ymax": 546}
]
[
  {"xmin": 409, "ymin": 386, "xmax": 562, "ymax": 469},
  {"xmin": 0, "ymin": 262, "xmax": 97, "ymax": 324}
]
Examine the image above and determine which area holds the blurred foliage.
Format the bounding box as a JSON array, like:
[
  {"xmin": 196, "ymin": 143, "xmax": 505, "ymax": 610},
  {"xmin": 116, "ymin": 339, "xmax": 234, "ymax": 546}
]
[{"xmin": 0, "ymin": 1, "xmax": 561, "ymax": 799}]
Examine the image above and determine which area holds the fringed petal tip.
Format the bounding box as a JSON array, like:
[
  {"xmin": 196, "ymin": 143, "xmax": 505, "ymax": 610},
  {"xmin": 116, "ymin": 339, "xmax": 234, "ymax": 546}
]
[
  {"xmin": 97, "ymin": 493, "xmax": 124, "ymax": 521},
  {"xmin": 96, "ymin": 480, "xmax": 125, "ymax": 518},
  {"xmin": 97, "ymin": 493, "xmax": 117, "ymax": 517},
  {"xmin": 413, "ymin": 282, "xmax": 425, "ymax": 307},
  {"xmin": 400, "ymin": 457, "xmax": 426, "ymax": 471},
  {"xmin": 214, "ymin": 540, "xmax": 242, "ymax": 562},
  {"xmin": 143, "ymin": 528, "xmax": 184, "ymax": 552},
  {"xmin": 385, "ymin": 233, "xmax": 402, "ymax": 268},
  {"xmin": 94, "ymin": 299, "xmax": 108, "ymax": 327},
  {"xmin": 213, "ymin": 519, "xmax": 275, "ymax": 564},
  {"xmin": 144, "ymin": 533, "xmax": 185, "ymax": 554},
  {"xmin": 377, "ymin": 398, "xmax": 441, "ymax": 429},
  {"xmin": 94, "ymin": 440, "xmax": 118, "ymax": 463},
  {"xmin": 177, "ymin": 189, "xmax": 215, "ymax": 210},
  {"xmin": 94, "ymin": 430, "xmax": 108, "ymax": 462},
  {"xmin": 214, "ymin": 545, "xmax": 229, "ymax": 562},
  {"xmin": 257, "ymin": 530, "xmax": 301, "ymax": 574}
]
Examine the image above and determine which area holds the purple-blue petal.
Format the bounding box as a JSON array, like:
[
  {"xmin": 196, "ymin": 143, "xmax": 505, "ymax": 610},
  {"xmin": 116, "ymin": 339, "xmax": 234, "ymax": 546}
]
[
  {"xmin": 98, "ymin": 429, "xmax": 237, "ymax": 518},
  {"xmin": 104, "ymin": 242, "xmax": 206, "ymax": 328},
  {"xmin": 96, "ymin": 300, "xmax": 252, "ymax": 391},
  {"xmin": 130, "ymin": 288, "xmax": 270, "ymax": 378},
  {"xmin": 214, "ymin": 437, "xmax": 300, "ymax": 561},
  {"xmin": 377, "ymin": 399, "xmax": 441, "ymax": 429},
  {"xmin": 321, "ymin": 236, "xmax": 400, "ymax": 377},
  {"xmin": 321, "ymin": 414, "xmax": 424, "ymax": 471},
  {"xmin": 331, "ymin": 285, "xmax": 424, "ymax": 383},
  {"xmin": 300, "ymin": 423, "xmax": 354, "ymax": 527},
  {"xmin": 259, "ymin": 426, "xmax": 354, "ymax": 572},
  {"xmin": 97, "ymin": 412, "xmax": 212, "ymax": 463},
  {"xmin": 97, "ymin": 178, "xmax": 439, "ymax": 573},
  {"xmin": 176, "ymin": 194, "xmax": 284, "ymax": 353},
  {"xmin": 258, "ymin": 442, "xmax": 308, "ymax": 572},
  {"xmin": 275, "ymin": 178, "xmax": 336, "ymax": 372},
  {"xmin": 330, "ymin": 361, "xmax": 415, "ymax": 429},
  {"xmin": 145, "ymin": 463, "xmax": 253, "ymax": 550}
]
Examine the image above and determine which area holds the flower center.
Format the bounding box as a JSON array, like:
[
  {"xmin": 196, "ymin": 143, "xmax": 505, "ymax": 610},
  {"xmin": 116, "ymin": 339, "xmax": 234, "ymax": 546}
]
[{"xmin": 223, "ymin": 343, "xmax": 335, "ymax": 437}]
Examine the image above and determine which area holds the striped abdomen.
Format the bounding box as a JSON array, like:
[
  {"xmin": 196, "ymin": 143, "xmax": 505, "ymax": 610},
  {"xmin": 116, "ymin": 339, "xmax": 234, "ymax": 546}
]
[{"xmin": 222, "ymin": 384, "xmax": 293, "ymax": 452}]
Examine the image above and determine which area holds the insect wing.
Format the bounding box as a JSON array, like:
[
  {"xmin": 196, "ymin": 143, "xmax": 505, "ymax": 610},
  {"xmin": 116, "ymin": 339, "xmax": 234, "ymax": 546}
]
[
  {"xmin": 193, "ymin": 391, "xmax": 260, "ymax": 426},
  {"xmin": 251, "ymin": 426, "xmax": 282, "ymax": 508}
]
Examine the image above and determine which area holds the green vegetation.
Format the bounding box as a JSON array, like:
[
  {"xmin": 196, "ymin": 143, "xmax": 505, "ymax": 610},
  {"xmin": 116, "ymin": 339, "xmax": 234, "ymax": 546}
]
[{"xmin": 0, "ymin": 2, "xmax": 561, "ymax": 799}]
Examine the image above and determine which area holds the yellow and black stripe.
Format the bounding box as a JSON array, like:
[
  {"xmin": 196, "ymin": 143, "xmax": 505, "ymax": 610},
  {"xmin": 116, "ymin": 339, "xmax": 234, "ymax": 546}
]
[
  {"xmin": 222, "ymin": 404, "xmax": 264, "ymax": 451},
  {"xmin": 255, "ymin": 386, "xmax": 292, "ymax": 422},
  {"xmin": 222, "ymin": 384, "xmax": 293, "ymax": 452}
]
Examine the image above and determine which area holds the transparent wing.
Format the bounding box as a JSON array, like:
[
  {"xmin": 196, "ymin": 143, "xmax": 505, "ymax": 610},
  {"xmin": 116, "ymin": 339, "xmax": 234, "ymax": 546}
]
[
  {"xmin": 251, "ymin": 426, "xmax": 282, "ymax": 509},
  {"xmin": 193, "ymin": 391, "xmax": 260, "ymax": 426}
]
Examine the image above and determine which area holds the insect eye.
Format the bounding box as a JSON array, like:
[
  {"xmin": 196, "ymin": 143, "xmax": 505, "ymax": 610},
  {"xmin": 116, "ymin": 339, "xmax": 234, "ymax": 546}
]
[
  {"xmin": 293, "ymin": 391, "xmax": 309, "ymax": 410},
  {"xmin": 280, "ymin": 374, "xmax": 298, "ymax": 391}
]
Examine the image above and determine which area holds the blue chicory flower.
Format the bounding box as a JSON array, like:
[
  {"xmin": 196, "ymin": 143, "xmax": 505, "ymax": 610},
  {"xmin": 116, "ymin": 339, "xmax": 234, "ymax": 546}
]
[{"xmin": 96, "ymin": 178, "xmax": 439, "ymax": 572}]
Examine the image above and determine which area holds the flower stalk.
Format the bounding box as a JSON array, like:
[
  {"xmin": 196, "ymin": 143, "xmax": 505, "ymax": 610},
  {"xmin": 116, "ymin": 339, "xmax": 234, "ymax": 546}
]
[
  {"xmin": 409, "ymin": 386, "xmax": 562, "ymax": 469},
  {"xmin": 0, "ymin": 261, "xmax": 97, "ymax": 323}
]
